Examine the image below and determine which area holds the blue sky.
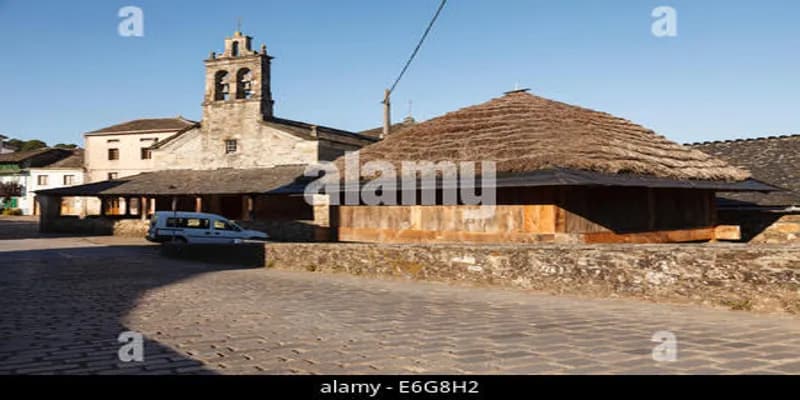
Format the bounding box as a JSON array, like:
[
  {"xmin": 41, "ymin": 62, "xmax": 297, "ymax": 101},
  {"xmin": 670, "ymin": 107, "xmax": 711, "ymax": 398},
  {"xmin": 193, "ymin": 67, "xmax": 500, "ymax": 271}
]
[{"xmin": 0, "ymin": 0, "xmax": 798, "ymax": 146}]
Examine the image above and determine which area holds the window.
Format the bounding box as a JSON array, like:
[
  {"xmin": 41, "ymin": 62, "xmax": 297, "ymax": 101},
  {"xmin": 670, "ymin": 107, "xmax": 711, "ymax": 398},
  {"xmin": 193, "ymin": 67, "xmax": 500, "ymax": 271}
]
[
  {"xmin": 37, "ymin": 175, "xmax": 48, "ymax": 186},
  {"xmin": 141, "ymin": 148, "xmax": 152, "ymax": 160},
  {"xmin": 107, "ymin": 139, "xmax": 120, "ymax": 144},
  {"xmin": 166, "ymin": 217, "xmax": 210, "ymax": 229},
  {"xmin": 225, "ymin": 139, "xmax": 238, "ymax": 154},
  {"xmin": 63, "ymin": 175, "xmax": 75, "ymax": 185},
  {"xmin": 213, "ymin": 220, "xmax": 241, "ymax": 231},
  {"xmin": 108, "ymin": 172, "xmax": 118, "ymax": 180},
  {"xmin": 108, "ymin": 148, "xmax": 119, "ymax": 160}
]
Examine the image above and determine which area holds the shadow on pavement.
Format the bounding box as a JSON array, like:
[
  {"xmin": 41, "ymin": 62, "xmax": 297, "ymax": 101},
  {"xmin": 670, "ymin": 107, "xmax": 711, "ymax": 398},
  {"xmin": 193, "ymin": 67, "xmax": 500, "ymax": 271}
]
[{"xmin": 0, "ymin": 243, "xmax": 261, "ymax": 375}]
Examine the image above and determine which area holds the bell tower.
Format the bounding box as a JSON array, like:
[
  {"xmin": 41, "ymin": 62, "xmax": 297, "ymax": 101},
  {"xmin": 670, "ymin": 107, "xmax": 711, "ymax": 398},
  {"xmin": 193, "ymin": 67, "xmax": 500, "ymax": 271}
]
[{"xmin": 202, "ymin": 31, "xmax": 274, "ymax": 123}]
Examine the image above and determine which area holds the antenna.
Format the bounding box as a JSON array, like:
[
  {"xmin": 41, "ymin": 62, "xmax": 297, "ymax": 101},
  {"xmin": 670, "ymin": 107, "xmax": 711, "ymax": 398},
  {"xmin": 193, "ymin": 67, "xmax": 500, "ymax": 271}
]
[{"xmin": 237, "ymin": 17, "xmax": 242, "ymax": 33}]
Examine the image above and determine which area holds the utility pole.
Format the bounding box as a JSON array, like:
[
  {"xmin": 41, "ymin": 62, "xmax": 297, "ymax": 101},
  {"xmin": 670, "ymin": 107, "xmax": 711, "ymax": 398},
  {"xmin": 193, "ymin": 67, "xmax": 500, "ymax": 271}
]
[{"xmin": 381, "ymin": 89, "xmax": 391, "ymax": 139}]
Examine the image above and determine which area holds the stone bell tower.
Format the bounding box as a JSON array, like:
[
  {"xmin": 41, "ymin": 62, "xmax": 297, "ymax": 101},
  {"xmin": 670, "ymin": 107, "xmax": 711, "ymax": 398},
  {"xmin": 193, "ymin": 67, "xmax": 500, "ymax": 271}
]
[{"xmin": 202, "ymin": 31, "xmax": 274, "ymax": 124}]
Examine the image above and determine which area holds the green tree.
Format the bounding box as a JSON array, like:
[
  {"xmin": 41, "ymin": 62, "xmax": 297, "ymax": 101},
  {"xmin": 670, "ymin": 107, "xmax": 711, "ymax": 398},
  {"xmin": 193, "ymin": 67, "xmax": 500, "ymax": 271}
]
[
  {"xmin": 19, "ymin": 140, "xmax": 47, "ymax": 151},
  {"xmin": 54, "ymin": 143, "xmax": 78, "ymax": 149}
]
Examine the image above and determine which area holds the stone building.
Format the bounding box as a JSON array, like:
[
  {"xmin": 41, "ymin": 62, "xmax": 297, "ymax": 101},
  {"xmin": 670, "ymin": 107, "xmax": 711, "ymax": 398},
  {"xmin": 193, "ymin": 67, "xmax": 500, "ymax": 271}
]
[
  {"xmin": 691, "ymin": 134, "xmax": 800, "ymax": 243},
  {"xmin": 38, "ymin": 31, "xmax": 375, "ymax": 239}
]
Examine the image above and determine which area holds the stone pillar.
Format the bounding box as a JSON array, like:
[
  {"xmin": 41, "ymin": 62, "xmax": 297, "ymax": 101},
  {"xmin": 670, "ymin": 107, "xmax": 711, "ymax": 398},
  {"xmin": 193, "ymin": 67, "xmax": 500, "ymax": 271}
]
[
  {"xmin": 195, "ymin": 196, "xmax": 203, "ymax": 213},
  {"xmin": 38, "ymin": 195, "xmax": 62, "ymax": 233},
  {"xmin": 311, "ymin": 194, "xmax": 331, "ymax": 241},
  {"xmin": 149, "ymin": 197, "xmax": 156, "ymax": 213}
]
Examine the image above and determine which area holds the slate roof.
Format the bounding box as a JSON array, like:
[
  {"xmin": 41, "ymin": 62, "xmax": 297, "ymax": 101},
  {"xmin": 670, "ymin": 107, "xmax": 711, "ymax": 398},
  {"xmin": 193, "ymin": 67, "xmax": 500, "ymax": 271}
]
[
  {"xmin": 0, "ymin": 148, "xmax": 54, "ymax": 163},
  {"xmin": 86, "ymin": 117, "xmax": 198, "ymax": 135},
  {"xmin": 690, "ymin": 134, "xmax": 800, "ymax": 206},
  {"xmin": 36, "ymin": 165, "xmax": 307, "ymax": 196},
  {"xmin": 38, "ymin": 149, "xmax": 84, "ymax": 170}
]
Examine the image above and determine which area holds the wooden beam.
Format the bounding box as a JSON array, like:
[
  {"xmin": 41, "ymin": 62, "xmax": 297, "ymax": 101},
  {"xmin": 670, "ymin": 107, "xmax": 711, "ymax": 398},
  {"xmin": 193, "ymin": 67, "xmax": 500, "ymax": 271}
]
[
  {"xmin": 713, "ymin": 225, "xmax": 741, "ymax": 241},
  {"xmin": 582, "ymin": 227, "xmax": 715, "ymax": 244}
]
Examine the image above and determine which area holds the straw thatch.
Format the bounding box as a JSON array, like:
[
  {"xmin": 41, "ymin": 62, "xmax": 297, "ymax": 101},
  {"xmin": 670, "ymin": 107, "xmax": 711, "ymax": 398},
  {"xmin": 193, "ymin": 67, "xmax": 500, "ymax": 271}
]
[{"xmin": 339, "ymin": 91, "xmax": 750, "ymax": 182}]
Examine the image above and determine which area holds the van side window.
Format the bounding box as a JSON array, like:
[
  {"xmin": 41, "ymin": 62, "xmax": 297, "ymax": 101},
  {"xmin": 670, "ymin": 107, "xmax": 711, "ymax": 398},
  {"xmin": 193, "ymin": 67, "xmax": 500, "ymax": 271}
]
[
  {"xmin": 166, "ymin": 217, "xmax": 210, "ymax": 229},
  {"xmin": 213, "ymin": 220, "xmax": 238, "ymax": 231}
]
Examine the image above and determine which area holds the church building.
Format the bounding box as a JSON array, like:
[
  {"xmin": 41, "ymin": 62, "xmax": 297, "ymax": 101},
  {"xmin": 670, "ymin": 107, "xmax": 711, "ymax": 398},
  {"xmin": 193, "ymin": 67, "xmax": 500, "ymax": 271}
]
[{"xmin": 37, "ymin": 31, "xmax": 376, "ymax": 240}]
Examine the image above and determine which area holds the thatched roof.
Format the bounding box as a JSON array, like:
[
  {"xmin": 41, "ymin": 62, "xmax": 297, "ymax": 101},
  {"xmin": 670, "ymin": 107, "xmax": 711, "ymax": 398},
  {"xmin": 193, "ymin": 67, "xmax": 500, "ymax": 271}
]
[
  {"xmin": 690, "ymin": 134, "xmax": 800, "ymax": 206},
  {"xmin": 338, "ymin": 91, "xmax": 750, "ymax": 182},
  {"xmin": 36, "ymin": 166, "xmax": 306, "ymax": 197}
]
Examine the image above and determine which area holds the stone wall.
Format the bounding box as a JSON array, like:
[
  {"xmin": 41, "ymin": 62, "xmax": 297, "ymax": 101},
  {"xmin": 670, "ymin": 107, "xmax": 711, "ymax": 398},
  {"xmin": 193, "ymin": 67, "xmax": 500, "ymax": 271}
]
[
  {"xmin": 238, "ymin": 220, "xmax": 326, "ymax": 242},
  {"xmin": 44, "ymin": 217, "xmax": 148, "ymax": 237},
  {"xmin": 267, "ymin": 243, "xmax": 800, "ymax": 315},
  {"xmin": 719, "ymin": 211, "xmax": 800, "ymax": 244}
]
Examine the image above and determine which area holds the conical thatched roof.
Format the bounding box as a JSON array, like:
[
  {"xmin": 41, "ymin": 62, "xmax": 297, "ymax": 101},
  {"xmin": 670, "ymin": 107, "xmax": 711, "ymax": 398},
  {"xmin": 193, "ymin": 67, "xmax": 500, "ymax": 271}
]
[{"xmin": 341, "ymin": 91, "xmax": 750, "ymax": 182}]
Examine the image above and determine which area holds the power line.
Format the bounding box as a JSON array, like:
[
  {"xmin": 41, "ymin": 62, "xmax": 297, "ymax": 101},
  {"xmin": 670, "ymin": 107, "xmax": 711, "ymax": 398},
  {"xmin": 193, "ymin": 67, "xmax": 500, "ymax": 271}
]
[{"xmin": 388, "ymin": 0, "xmax": 448, "ymax": 95}]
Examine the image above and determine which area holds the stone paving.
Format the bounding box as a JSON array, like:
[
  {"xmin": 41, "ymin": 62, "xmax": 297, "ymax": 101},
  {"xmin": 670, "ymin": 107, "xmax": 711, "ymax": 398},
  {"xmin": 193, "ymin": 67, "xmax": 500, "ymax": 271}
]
[{"xmin": 1, "ymin": 230, "xmax": 800, "ymax": 374}]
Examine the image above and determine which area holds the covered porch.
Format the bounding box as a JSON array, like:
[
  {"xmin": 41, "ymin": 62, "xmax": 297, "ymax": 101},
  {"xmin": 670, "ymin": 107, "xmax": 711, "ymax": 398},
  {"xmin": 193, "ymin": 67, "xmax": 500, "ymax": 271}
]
[{"xmin": 34, "ymin": 167, "xmax": 328, "ymax": 241}]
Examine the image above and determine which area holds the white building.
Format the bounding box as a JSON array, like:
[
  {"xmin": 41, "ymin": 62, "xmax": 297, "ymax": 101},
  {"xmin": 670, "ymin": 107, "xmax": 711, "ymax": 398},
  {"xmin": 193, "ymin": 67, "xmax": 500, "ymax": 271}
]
[
  {"xmin": 0, "ymin": 134, "xmax": 16, "ymax": 154},
  {"xmin": 0, "ymin": 148, "xmax": 84, "ymax": 215}
]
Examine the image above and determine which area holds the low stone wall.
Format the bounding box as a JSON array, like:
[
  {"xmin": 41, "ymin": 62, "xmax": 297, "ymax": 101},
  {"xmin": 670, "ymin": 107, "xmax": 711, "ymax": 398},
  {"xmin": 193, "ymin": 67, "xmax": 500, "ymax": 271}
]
[
  {"xmin": 44, "ymin": 217, "xmax": 149, "ymax": 237},
  {"xmin": 238, "ymin": 220, "xmax": 327, "ymax": 242},
  {"xmin": 267, "ymin": 243, "xmax": 800, "ymax": 315}
]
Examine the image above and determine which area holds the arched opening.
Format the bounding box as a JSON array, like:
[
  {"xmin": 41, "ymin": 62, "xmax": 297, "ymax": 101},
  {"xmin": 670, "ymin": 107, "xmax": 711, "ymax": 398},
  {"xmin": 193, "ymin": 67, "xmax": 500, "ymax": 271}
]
[
  {"xmin": 232, "ymin": 41, "xmax": 240, "ymax": 57},
  {"xmin": 236, "ymin": 68, "xmax": 253, "ymax": 99},
  {"xmin": 214, "ymin": 70, "xmax": 230, "ymax": 101}
]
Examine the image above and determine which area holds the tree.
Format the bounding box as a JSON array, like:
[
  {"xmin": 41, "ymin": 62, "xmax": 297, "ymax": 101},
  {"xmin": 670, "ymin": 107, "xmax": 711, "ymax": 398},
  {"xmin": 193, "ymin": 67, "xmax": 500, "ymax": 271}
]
[
  {"xmin": 19, "ymin": 140, "xmax": 47, "ymax": 151},
  {"xmin": 54, "ymin": 143, "xmax": 78, "ymax": 149}
]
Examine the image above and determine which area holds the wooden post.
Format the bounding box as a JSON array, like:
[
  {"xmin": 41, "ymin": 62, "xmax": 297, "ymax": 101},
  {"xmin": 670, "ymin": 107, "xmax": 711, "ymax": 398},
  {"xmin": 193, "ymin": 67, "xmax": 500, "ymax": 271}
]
[
  {"xmin": 195, "ymin": 196, "xmax": 203, "ymax": 213},
  {"xmin": 647, "ymin": 188, "xmax": 656, "ymax": 231},
  {"xmin": 150, "ymin": 197, "xmax": 156, "ymax": 213},
  {"xmin": 241, "ymin": 195, "xmax": 253, "ymax": 221},
  {"xmin": 99, "ymin": 197, "xmax": 107, "ymax": 216},
  {"xmin": 171, "ymin": 197, "xmax": 177, "ymax": 211},
  {"xmin": 140, "ymin": 196, "xmax": 149, "ymax": 220}
]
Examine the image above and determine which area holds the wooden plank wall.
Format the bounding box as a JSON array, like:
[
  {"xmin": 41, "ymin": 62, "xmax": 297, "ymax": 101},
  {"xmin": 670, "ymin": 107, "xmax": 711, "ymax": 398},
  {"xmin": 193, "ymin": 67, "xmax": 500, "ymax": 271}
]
[{"xmin": 333, "ymin": 187, "xmax": 719, "ymax": 244}]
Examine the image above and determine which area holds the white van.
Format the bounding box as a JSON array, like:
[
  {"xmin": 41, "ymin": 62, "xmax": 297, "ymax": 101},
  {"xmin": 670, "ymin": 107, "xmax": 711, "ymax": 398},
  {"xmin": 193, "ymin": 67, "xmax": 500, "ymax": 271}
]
[{"xmin": 146, "ymin": 211, "xmax": 269, "ymax": 244}]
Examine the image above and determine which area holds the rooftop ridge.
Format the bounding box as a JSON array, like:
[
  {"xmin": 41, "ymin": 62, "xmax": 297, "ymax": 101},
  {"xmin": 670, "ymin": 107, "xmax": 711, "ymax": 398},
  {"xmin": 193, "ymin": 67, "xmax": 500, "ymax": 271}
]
[{"xmin": 687, "ymin": 133, "xmax": 800, "ymax": 146}]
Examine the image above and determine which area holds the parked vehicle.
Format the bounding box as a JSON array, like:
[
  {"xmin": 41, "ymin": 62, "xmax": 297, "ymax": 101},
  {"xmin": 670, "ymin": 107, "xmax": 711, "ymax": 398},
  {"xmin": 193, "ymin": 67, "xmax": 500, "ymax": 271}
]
[{"xmin": 146, "ymin": 211, "xmax": 269, "ymax": 244}]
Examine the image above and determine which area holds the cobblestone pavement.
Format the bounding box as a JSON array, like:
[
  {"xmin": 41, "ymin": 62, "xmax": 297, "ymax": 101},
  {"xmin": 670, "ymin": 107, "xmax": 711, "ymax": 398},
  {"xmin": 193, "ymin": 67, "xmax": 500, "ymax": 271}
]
[{"xmin": 1, "ymin": 234, "xmax": 800, "ymax": 375}]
